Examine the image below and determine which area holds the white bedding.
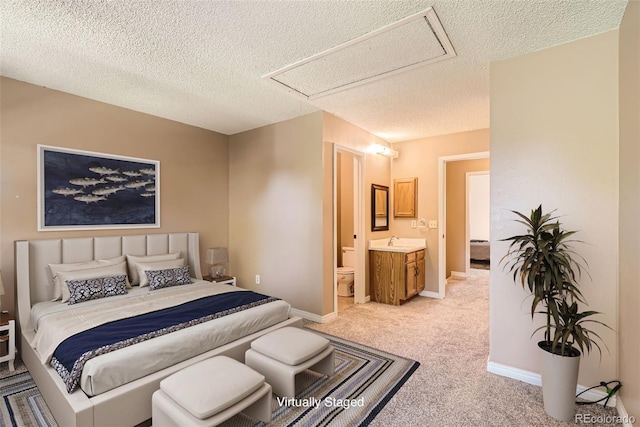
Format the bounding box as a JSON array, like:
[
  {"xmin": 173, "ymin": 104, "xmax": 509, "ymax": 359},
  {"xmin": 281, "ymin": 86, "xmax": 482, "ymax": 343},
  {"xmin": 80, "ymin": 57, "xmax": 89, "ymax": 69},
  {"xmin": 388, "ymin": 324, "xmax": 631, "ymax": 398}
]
[{"xmin": 31, "ymin": 280, "xmax": 291, "ymax": 396}]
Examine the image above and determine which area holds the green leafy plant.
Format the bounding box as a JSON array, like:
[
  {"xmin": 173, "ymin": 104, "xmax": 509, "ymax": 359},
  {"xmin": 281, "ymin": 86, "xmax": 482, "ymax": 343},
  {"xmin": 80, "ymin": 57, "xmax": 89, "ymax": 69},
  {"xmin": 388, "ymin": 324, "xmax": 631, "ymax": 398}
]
[{"xmin": 501, "ymin": 205, "xmax": 610, "ymax": 357}]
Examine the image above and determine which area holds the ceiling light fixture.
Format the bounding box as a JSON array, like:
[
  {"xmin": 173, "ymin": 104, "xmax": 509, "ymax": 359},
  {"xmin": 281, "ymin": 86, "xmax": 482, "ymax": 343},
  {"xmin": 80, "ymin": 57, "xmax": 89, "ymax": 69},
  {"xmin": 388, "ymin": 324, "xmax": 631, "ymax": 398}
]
[{"xmin": 373, "ymin": 144, "xmax": 398, "ymax": 158}]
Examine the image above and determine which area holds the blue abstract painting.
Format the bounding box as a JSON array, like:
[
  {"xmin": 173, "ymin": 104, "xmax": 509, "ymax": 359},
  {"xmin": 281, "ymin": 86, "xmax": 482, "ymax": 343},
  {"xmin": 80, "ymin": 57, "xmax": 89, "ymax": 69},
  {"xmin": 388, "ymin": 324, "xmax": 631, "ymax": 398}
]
[{"xmin": 39, "ymin": 145, "xmax": 160, "ymax": 230}]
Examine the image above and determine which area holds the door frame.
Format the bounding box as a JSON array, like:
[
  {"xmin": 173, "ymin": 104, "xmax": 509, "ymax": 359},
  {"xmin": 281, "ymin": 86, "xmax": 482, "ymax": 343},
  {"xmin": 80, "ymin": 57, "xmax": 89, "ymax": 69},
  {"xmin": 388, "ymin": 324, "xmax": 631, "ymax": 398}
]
[
  {"xmin": 437, "ymin": 151, "xmax": 489, "ymax": 298},
  {"xmin": 333, "ymin": 145, "xmax": 365, "ymax": 317}
]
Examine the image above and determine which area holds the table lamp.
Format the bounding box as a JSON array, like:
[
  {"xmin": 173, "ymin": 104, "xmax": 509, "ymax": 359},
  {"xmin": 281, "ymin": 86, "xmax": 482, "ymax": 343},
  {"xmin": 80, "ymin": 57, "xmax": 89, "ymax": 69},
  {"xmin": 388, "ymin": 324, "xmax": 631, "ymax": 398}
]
[{"xmin": 206, "ymin": 248, "xmax": 228, "ymax": 279}]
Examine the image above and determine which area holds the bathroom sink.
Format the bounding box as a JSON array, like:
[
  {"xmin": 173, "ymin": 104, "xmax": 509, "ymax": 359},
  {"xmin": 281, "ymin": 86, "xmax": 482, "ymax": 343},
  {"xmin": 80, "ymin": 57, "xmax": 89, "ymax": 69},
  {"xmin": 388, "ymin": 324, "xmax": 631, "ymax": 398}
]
[
  {"xmin": 368, "ymin": 238, "xmax": 426, "ymax": 253},
  {"xmin": 371, "ymin": 246, "xmax": 424, "ymax": 253}
]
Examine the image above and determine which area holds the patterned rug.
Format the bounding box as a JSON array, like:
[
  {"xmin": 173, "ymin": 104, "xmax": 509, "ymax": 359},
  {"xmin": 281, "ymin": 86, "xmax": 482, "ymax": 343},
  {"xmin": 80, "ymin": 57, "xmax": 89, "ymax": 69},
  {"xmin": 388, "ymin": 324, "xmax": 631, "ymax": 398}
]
[
  {"xmin": 0, "ymin": 332, "xmax": 419, "ymax": 427},
  {"xmin": 0, "ymin": 371, "xmax": 56, "ymax": 427}
]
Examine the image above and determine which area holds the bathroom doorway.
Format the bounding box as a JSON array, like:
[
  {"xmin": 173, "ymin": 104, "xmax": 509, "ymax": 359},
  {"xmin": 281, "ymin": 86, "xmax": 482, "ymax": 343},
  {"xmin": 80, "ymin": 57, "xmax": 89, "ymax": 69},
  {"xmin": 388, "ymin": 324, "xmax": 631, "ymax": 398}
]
[{"xmin": 333, "ymin": 146, "xmax": 364, "ymax": 316}]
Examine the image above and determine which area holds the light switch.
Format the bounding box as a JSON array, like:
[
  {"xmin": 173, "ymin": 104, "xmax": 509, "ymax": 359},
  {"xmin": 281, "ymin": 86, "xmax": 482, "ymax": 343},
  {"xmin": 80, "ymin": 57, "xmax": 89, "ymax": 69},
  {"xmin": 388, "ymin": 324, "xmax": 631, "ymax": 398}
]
[{"xmin": 429, "ymin": 220, "xmax": 438, "ymax": 229}]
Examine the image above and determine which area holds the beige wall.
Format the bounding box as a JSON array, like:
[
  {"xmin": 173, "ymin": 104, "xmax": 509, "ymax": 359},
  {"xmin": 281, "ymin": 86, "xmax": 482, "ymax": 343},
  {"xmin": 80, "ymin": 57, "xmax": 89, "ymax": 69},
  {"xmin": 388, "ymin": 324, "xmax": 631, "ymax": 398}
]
[
  {"xmin": 0, "ymin": 77, "xmax": 230, "ymax": 317},
  {"xmin": 445, "ymin": 158, "xmax": 490, "ymax": 276},
  {"xmin": 618, "ymin": 0, "xmax": 640, "ymax": 418},
  {"xmin": 391, "ymin": 129, "xmax": 490, "ymax": 292},
  {"xmin": 322, "ymin": 113, "xmax": 392, "ymax": 308},
  {"xmin": 489, "ymin": 31, "xmax": 619, "ymax": 387},
  {"xmin": 228, "ymin": 113, "xmax": 324, "ymax": 314}
]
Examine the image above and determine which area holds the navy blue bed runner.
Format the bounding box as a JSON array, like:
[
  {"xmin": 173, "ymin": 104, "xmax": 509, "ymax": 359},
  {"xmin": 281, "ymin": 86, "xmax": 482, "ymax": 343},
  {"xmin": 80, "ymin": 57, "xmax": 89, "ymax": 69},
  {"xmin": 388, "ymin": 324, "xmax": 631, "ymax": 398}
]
[{"xmin": 51, "ymin": 291, "xmax": 278, "ymax": 393}]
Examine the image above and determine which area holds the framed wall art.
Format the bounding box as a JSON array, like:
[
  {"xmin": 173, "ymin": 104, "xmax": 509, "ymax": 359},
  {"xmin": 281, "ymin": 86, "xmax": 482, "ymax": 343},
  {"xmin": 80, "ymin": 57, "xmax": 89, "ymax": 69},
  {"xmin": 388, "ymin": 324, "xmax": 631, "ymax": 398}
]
[{"xmin": 38, "ymin": 145, "xmax": 160, "ymax": 231}]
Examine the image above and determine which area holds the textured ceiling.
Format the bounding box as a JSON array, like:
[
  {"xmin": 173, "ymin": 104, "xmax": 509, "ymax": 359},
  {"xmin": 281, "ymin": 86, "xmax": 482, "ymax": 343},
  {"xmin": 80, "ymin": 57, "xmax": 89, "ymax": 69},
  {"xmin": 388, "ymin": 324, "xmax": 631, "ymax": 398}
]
[{"xmin": 0, "ymin": 0, "xmax": 628, "ymax": 142}]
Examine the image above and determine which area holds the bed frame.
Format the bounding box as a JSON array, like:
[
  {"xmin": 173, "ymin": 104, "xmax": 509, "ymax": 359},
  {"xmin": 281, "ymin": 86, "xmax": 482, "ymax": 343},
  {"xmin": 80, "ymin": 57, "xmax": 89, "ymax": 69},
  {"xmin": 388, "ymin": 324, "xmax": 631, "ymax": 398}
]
[{"xmin": 16, "ymin": 232, "xmax": 302, "ymax": 427}]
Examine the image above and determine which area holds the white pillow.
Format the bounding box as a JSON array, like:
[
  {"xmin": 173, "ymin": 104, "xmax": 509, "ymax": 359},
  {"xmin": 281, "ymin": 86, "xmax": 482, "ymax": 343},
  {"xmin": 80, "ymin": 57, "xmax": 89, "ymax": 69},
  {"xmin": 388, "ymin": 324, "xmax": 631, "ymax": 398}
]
[
  {"xmin": 136, "ymin": 259, "xmax": 185, "ymax": 287},
  {"xmin": 57, "ymin": 262, "xmax": 129, "ymax": 303},
  {"xmin": 48, "ymin": 255, "xmax": 126, "ymax": 301},
  {"xmin": 126, "ymin": 253, "xmax": 181, "ymax": 285}
]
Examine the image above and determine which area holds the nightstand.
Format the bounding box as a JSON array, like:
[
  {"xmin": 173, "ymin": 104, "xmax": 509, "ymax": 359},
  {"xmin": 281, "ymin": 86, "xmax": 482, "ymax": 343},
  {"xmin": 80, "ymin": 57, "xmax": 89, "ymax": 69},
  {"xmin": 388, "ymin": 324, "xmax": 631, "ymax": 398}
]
[
  {"xmin": 0, "ymin": 313, "xmax": 15, "ymax": 372},
  {"xmin": 203, "ymin": 275, "xmax": 237, "ymax": 286}
]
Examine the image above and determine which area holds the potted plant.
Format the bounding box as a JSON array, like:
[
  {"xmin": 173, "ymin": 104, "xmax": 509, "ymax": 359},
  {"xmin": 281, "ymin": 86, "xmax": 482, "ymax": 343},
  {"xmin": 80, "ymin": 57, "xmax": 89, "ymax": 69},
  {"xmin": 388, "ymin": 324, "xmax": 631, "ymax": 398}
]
[{"xmin": 501, "ymin": 205, "xmax": 610, "ymax": 421}]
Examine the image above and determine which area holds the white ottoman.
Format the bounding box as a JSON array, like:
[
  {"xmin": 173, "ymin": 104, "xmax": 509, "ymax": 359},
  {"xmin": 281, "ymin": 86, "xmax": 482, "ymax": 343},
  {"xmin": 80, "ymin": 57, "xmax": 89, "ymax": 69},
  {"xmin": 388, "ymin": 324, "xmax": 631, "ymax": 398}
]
[
  {"xmin": 152, "ymin": 356, "xmax": 272, "ymax": 427},
  {"xmin": 245, "ymin": 327, "xmax": 334, "ymax": 398}
]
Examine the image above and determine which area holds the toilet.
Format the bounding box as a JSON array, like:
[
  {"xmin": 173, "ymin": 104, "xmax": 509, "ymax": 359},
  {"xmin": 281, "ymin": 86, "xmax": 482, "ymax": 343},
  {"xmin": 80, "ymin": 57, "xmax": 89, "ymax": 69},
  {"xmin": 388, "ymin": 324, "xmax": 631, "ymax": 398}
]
[{"xmin": 337, "ymin": 247, "xmax": 355, "ymax": 297}]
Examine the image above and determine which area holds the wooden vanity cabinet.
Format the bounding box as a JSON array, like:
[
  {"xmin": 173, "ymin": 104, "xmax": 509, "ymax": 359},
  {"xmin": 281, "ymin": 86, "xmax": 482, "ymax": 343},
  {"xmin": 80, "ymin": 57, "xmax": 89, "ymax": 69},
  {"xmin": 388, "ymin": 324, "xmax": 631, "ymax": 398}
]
[{"xmin": 370, "ymin": 249, "xmax": 425, "ymax": 305}]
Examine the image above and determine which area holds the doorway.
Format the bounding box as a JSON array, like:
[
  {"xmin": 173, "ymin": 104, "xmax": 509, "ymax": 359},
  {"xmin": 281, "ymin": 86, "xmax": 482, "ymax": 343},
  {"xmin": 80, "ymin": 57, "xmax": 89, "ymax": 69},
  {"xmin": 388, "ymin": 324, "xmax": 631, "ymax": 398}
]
[
  {"xmin": 466, "ymin": 172, "xmax": 491, "ymax": 273},
  {"xmin": 333, "ymin": 146, "xmax": 365, "ymax": 316},
  {"xmin": 437, "ymin": 151, "xmax": 490, "ymax": 298}
]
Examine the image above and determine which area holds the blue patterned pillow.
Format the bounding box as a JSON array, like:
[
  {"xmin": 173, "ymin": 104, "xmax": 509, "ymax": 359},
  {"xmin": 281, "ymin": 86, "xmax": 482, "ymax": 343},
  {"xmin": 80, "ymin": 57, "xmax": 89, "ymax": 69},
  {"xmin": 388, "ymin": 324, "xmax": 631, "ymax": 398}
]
[
  {"xmin": 146, "ymin": 266, "xmax": 193, "ymax": 291},
  {"xmin": 66, "ymin": 275, "xmax": 128, "ymax": 305}
]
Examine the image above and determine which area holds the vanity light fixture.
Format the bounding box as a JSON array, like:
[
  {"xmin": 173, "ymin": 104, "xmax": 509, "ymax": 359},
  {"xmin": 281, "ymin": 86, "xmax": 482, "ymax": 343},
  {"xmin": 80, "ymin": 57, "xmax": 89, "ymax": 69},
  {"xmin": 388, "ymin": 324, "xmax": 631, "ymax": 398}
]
[{"xmin": 373, "ymin": 144, "xmax": 399, "ymax": 158}]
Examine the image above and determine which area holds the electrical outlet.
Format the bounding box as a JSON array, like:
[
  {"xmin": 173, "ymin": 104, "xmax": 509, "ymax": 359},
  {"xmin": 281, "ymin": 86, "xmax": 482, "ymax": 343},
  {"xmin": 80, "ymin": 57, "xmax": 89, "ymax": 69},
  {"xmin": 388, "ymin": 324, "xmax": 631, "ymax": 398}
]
[
  {"xmin": 255, "ymin": 275, "xmax": 260, "ymax": 284},
  {"xmin": 429, "ymin": 220, "xmax": 438, "ymax": 229},
  {"xmin": 411, "ymin": 220, "xmax": 417, "ymax": 228}
]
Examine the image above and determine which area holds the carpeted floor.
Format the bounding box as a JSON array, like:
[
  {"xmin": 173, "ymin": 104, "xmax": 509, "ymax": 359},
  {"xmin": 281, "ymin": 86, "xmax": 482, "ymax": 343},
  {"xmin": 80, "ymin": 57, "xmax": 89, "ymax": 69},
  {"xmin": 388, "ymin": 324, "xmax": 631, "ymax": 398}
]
[{"xmin": 307, "ymin": 269, "xmax": 622, "ymax": 426}]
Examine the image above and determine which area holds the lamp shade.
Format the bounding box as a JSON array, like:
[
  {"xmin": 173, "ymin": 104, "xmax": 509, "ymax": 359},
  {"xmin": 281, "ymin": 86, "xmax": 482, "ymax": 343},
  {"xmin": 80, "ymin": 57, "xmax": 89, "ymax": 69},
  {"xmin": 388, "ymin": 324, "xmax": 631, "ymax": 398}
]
[{"xmin": 206, "ymin": 248, "xmax": 228, "ymax": 265}]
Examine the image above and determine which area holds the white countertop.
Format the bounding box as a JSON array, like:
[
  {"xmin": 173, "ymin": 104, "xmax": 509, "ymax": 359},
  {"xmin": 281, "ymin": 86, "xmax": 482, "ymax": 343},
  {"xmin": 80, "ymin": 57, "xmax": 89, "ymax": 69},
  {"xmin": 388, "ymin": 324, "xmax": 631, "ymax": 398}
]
[{"xmin": 368, "ymin": 238, "xmax": 427, "ymax": 253}]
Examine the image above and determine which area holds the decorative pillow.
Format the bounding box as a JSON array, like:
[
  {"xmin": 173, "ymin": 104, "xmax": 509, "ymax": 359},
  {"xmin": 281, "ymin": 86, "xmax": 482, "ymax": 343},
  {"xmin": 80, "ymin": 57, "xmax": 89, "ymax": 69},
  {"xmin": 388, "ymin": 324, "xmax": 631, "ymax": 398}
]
[
  {"xmin": 147, "ymin": 267, "xmax": 193, "ymax": 291},
  {"xmin": 57, "ymin": 262, "xmax": 129, "ymax": 303},
  {"xmin": 67, "ymin": 274, "xmax": 128, "ymax": 305},
  {"xmin": 48, "ymin": 255, "xmax": 127, "ymax": 301},
  {"xmin": 126, "ymin": 253, "xmax": 181, "ymax": 285},
  {"xmin": 136, "ymin": 259, "xmax": 185, "ymax": 287}
]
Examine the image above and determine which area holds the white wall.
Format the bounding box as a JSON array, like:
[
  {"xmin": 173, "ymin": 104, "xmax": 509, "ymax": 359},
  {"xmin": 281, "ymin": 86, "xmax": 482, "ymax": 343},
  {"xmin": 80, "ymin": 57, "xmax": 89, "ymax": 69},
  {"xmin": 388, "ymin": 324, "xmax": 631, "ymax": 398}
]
[
  {"xmin": 468, "ymin": 173, "xmax": 490, "ymax": 241},
  {"xmin": 490, "ymin": 31, "xmax": 619, "ymax": 387}
]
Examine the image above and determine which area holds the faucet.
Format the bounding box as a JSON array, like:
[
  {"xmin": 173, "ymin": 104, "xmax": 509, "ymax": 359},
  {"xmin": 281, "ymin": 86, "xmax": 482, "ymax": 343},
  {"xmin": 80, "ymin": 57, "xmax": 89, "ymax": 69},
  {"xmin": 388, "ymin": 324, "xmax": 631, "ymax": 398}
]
[{"xmin": 388, "ymin": 236, "xmax": 399, "ymax": 246}]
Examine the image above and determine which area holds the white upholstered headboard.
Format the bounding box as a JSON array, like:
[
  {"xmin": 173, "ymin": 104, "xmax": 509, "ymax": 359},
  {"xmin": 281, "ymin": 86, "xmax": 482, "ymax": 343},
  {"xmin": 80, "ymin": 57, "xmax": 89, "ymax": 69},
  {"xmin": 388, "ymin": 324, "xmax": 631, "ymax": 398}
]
[{"xmin": 15, "ymin": 232, "xmax": 202, "ymax": 332}]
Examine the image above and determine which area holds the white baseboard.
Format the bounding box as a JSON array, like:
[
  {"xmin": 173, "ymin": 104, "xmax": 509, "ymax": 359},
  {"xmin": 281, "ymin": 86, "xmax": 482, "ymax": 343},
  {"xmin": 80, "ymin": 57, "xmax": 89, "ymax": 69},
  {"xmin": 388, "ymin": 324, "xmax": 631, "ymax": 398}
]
[
  {"xmin": 450, "ymin": 271, "xmax": 467, "ymax": 279},
  {"xmin": 322, "ymin": 311, "xmax": 338, "ymax": 323},
  {"xmin": 293, "ymin": 295, "xmax": 371, "ymax": 324},
  {"xmin": 289, "ymin": 308, "xmax": 323, "ymax": 323},
  {"xmin": 486, "ymin": 360, "xmax": 616, "ymax": 407},
  {"xmin": 487, "ymin": 360, "xmax": 541, "ymax": 386},
  {"xmin": 289, "ymin": 308, "xmax": 340, "ymax": 324},
  {"xmin": 420, "ymin": 290, "xmax": 442, "ymax": 299}
]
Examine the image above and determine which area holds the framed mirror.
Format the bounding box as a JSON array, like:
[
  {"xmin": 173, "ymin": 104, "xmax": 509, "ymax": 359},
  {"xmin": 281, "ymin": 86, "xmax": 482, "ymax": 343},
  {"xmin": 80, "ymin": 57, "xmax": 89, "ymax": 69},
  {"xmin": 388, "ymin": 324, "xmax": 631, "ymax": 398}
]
[{"xmin": 371, "ymin": 184, "xmax": 389, "ymax": 231}]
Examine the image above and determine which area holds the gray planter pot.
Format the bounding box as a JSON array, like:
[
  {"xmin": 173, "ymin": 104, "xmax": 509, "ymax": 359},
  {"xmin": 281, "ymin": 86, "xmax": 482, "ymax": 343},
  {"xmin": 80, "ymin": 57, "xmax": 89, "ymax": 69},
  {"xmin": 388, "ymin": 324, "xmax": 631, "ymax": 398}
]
[{"xmin": 539, "ymin": 341, "xmax": 581, "ymax": 421}]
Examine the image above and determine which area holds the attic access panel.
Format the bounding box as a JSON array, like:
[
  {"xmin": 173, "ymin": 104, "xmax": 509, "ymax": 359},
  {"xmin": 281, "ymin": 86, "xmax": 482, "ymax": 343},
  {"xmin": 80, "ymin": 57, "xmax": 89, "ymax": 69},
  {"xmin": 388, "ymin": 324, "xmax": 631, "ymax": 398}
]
[{"xmin": 263, "ymin": 7, "xmax": 456, "ymax": 100}]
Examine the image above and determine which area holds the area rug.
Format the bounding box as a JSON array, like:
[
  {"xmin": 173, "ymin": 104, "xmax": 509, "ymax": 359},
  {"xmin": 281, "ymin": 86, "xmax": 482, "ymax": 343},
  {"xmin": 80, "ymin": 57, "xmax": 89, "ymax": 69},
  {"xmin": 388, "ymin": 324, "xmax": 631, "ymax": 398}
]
[
  {"xmin": 0, "ymin": 371, "xmax": 56, "ymax": 427},
  {"xmin": 0, "ymin": 331, "xmax": 419, "ymax": 427},
  {"xmin": 226, "ymin": 331, "xmax": 420, "ymax": 426}
]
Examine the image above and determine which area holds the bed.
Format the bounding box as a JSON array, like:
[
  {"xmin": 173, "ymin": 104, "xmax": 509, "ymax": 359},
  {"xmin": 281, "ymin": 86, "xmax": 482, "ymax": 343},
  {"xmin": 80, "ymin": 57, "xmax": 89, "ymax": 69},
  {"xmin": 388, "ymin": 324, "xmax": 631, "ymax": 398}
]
[
  {"xmin": 16, "ymin": 232, "xmax": 302, "ymax": 427},
  {"xmin": 470, "ymin": 239, "xmax": 490, "ymax": 262}
]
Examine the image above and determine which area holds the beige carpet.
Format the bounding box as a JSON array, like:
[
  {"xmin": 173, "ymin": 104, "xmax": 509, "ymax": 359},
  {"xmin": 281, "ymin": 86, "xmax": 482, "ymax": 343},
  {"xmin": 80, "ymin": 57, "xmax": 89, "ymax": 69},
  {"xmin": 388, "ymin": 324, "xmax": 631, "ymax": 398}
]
[{"xmin": 307, "ymin": 269, "xmax": 622, "ymax": 426}]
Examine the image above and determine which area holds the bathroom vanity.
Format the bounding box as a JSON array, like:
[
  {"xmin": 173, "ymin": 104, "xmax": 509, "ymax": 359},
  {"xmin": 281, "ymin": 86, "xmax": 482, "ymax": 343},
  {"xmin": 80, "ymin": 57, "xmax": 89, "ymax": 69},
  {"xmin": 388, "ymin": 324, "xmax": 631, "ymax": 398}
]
[{"xmin": 369, "ymin": 238, "xmax": 426, "ymax": 306}]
